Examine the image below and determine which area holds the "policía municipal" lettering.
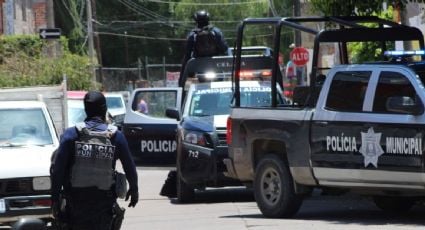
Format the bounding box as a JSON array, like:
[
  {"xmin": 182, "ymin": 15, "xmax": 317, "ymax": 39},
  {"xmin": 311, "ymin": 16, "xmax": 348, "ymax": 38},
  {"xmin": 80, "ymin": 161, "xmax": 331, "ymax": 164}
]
[{"xmin": 386, "ymin": 137, "xmax": 422, "ymax": 155}]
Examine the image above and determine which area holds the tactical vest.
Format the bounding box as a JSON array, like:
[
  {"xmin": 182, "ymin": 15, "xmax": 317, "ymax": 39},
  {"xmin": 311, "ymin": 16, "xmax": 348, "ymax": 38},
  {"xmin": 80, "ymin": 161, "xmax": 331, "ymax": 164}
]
[
  {"xmin": 70, "ymin": 123, "xmax": 117, "ymax": 190},
  {"xmin": 194, "ymin": 25, "xmax": 219, "ymax": 57}
]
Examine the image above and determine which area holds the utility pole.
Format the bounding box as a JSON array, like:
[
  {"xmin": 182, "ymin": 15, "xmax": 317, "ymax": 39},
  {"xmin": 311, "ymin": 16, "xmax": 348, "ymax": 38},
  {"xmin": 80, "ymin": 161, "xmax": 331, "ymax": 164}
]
[
  {"xmin": 46, "ymin": 0, "xmax": 55, "ymax": 57},
  {"xmin": 86, "ymin": 0, "xmax": 96, "ymax": 87},
  {"xmin": 293, "ymin": 0, "xmax": 301, "ymax": 46},
  {"xmin": 92, "ymin": 0, "xmax": 103, "ymax": 83},
  {"xmin": 46, "ymin": 0, "xmax": 54, "ymax": 27}
]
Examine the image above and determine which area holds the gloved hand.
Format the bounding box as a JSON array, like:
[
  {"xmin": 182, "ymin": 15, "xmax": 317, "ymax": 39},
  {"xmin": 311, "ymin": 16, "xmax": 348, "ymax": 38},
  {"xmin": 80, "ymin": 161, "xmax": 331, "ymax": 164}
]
[{"xmin": 125, "ymin": 189, "xmax": 139, "ymax": 208}]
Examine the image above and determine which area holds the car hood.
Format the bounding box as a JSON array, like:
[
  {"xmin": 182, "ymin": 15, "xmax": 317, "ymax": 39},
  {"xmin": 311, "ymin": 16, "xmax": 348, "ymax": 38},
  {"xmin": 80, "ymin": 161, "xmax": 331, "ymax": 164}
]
[
  {"xmin": 108, "ymin": 108, "xmax": 126, "ymax": 117},
  {"xmin": 182, "ymin": 115, "xmax": 228, "ymax": 132},
  {"xmin": 0, "ymin": 145, "xmax": 56, "ymax": 179}
]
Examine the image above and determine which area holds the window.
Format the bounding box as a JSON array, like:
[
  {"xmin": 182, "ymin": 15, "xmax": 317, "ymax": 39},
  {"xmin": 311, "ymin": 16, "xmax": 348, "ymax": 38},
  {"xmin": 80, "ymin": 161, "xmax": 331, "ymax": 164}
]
[
  {"xmin": 372, "ymin": 71, "xmax": 418, "ymax": 113},
  {"xmin": 325, "ymin": 71, "xmax": 371, "ymax": 112},
  {"xmin": 0, "ymin": 108, "xmax": 53, "ymax": 146},
  {"xmin": 132, "ymin": 91, "xmax": 177, "ymax": 118}
]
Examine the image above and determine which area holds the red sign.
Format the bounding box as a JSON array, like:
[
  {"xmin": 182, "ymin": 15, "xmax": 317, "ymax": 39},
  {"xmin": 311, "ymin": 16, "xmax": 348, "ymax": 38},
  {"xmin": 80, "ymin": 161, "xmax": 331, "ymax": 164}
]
[{"xmin": 290, "ymin": 47, "xmax": 309, "ymax": 66}]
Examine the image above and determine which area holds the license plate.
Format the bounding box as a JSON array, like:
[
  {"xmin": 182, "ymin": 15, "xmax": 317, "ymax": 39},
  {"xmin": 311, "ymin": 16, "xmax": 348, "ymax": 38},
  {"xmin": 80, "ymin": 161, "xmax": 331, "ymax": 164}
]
[{"xmin": 0, "ymin": 199, "xmax": 5, "ymax": 213}]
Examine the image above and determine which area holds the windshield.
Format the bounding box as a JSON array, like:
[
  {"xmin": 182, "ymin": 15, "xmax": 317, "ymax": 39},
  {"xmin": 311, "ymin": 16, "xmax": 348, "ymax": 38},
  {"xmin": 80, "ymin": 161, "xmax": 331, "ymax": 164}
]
[
  {"xmin": 106, "ymin": 96, "xmax": 124, "ymax": 109},
  {"xmin": 0, "ymin": 108, "xmax": 54, "ymax": 147},
  {"xmin": 68, "ymin": 99, "xmax": 86, "ymax": 127},
  {"xmin": 189, "ymin": 86, "xmax": 278, "ymax": 117}
]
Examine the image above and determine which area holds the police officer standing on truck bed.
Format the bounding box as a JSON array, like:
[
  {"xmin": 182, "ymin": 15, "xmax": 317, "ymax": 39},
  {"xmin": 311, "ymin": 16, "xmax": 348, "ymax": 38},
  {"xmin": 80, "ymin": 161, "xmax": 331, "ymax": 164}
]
[
  {"xmin": 51, "ymin": 91, "xmax": 139, "ymax": 230},
  {"xmin": 179, "ymin": 10, "xmax": 229, "ymax": 86}
]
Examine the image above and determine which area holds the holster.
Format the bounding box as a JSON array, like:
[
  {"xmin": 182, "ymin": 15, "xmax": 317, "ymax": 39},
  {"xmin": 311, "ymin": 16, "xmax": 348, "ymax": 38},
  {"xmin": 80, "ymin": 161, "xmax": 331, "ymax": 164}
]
[{"xmin": 111, "ymin": 202, "xmax": 125, "ymax": 230}]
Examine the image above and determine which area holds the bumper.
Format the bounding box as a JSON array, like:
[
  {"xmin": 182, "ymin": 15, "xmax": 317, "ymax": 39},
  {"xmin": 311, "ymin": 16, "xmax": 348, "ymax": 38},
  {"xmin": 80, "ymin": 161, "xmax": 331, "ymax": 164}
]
[
  {"xmin": 223, "ymin": 158, "xmax": 238, "ymax": 179},
  {"xmin": 180, "ymin": 143, "xmax": 237, "ymax": 186},
  {"xmin": 0, "ymin": 195, "xmax": 52, "ymax": 223}
]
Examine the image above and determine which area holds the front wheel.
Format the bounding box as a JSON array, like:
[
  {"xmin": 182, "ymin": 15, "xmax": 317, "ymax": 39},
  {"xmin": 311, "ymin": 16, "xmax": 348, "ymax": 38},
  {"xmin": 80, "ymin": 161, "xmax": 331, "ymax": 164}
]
[{"xmin": 254, "ymin": 154, "xmax": 303, "ymax": 218}]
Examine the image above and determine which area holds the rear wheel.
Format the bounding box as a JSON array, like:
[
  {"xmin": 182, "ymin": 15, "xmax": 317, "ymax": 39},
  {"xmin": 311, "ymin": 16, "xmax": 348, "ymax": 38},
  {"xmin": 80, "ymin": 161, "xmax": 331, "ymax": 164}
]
[
  {"xmin": 176, "ymin": 167, "xmax": 195, "ymax": 203},
  {"xmin": 373, "ymin": 196, "xmax": 415, "ymax": 213},
  {"xmin": 254, "ymin": 154, "xmax": 303, "ymax": 218}
]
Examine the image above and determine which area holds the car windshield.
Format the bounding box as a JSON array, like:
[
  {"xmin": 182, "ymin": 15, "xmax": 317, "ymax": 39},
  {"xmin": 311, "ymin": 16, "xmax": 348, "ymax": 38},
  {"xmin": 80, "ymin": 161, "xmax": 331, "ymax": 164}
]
[
  {"xmin": 0, "ymin": 108, "xmax": 53, "ymax": 147},
  {"xmin": 68, "ymin": 99, "xmax": 86, "ymax": 127},
  {"xmin": 106, "ymin": 96, "xmax": 124, "ymax": 109},
  {"xmin": 189, "ymin": 85, "xmax": 277, "ymax": 117}
]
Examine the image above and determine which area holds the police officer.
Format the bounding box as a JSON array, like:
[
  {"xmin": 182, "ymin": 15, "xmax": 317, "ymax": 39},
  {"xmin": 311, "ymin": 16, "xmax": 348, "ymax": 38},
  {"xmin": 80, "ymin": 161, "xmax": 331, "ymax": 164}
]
[
  {"xmin": 51, "ymin": 91, "xmax": 139, "ymax": 230},
  {"xmin": 179, "ymin": 10, "xmax": 229, "ymax": 86}
]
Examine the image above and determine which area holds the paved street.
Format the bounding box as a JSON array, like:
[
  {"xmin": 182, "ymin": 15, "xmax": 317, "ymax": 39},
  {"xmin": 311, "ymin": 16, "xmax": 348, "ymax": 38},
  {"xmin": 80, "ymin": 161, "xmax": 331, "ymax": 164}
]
[{"xmin": 118, "ymin": 166, "xmax": 425, "ymax": 230}]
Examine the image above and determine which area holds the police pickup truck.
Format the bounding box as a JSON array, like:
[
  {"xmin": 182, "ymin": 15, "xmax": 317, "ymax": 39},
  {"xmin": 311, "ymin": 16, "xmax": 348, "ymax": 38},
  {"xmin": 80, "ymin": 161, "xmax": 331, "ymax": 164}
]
[
  {"xmin": 226, "ymin": 16, "xmax": 425, "ymax": 218},
  {"xmin": 122, "ymin": 47, "xmax": 278, "ymax": 163},
  {"xmin": 166, "ymin": 80, "xmax": 287, "ymax": 202}
]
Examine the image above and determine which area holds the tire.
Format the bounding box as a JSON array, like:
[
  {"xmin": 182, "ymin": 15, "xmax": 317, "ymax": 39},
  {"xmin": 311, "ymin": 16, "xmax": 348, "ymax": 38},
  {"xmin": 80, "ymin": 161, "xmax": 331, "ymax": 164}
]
[
  {"xmin": 373, "ymin": 196, "xmax": 415, "ymax": 213},
  {"xmin": 176, "ymin": 167, "xmax": 195, "ymax": 203},
  {"xmin": 254, "ymin": 154, "xmax": 303, "ymax": 218}
]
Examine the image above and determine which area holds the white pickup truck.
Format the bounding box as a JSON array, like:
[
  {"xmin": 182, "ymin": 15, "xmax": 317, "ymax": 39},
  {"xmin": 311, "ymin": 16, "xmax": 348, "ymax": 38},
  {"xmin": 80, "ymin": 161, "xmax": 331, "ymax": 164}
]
[{"xmin": 0, "ymin": 84, "xmax": 65, "ymax": 225}]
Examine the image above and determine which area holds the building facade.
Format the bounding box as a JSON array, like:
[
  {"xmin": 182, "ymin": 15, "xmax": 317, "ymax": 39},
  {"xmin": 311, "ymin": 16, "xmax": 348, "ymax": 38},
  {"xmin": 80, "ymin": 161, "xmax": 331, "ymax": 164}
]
[{"xmin": 0, "ymin": 0, "xmax": 47, "ymax": 35}]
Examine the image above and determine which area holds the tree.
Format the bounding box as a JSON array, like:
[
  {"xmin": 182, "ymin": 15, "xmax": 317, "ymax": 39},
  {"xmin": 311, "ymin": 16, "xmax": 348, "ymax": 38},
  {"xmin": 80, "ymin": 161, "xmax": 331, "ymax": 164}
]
[
  {"xmin": 54, "ymin": 0, "xmax": 86, "ymax": 54},
  {"xmin": 308, "ymin": 0, "xmax": 425, "ymax": 16}
]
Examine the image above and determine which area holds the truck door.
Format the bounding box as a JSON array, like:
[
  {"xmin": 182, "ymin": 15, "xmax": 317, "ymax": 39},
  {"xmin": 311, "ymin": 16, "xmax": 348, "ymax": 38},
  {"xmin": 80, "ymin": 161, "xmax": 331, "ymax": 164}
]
[
  {"xmin": 311, "ymin": 66, "xmax": 425, "ymax": 188},
  {"xmin": 123, "ymin": 88, "xmax": 182, "ymax": 161}
]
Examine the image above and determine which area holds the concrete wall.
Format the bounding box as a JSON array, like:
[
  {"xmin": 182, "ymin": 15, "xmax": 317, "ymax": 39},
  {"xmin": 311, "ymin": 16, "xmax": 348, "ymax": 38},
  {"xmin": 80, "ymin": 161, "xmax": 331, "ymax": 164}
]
[{"xmin": 1, "ymin": 0, "xmax": 46, "ymax": 35}]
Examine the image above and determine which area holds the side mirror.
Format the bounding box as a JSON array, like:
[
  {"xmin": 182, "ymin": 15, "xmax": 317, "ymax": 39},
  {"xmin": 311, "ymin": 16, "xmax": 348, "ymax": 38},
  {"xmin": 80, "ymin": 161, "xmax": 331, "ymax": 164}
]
[
  {"xmin": 166, "ymin": 107, "xmax": 180, "ymax": 121},
  {"xmin": 386, "ymin": 96, "xmax": 424, "ymax": 115}
]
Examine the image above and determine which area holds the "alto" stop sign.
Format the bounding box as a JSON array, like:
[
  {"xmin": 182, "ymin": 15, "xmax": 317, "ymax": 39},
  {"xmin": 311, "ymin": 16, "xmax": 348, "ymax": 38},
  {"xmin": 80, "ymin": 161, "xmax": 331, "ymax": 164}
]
[{"xmin": 290, "ymin": 47, "xmax": 309, "ymax": 66}]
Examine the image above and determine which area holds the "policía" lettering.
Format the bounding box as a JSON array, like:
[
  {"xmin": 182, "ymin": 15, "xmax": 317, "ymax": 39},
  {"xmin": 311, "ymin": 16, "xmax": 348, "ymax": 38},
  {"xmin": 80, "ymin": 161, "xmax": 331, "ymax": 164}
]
[
  {"xmin": 326, "ymin": 134, "xmax": 358, "ymax": 152},
  {"xmin": 386, "ymin": 137, "xmax": 422, "ymax": 155},
  {"xmin": 75, "ymin": 142, "xmax": 115, "ymax": 159},
  {"xmin": 141, "ymin": 140, "xmax": 177, "ymax": 153}
]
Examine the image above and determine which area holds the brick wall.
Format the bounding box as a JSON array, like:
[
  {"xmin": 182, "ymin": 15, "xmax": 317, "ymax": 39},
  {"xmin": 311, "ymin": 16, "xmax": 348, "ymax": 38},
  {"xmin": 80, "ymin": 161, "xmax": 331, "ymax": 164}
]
[{"xmin": 33, "ymin": 1, "xmax": 46, "ymax": 29}]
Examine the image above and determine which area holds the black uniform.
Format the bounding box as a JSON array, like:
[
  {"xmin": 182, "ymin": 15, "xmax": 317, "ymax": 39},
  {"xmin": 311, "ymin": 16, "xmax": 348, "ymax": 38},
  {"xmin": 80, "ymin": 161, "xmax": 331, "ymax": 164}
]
[
  {"xmin": 180, "ymin": 10, "xmax": 228, "ymax": 83},
  {"xmin": 51, "ymin": 91, "xmax": 138, "ymax": 230}
]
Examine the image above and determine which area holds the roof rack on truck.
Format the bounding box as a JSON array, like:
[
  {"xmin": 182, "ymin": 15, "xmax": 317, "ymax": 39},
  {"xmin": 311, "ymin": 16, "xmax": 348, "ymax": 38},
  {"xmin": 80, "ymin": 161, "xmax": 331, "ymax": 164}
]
[{"xmin": 233, "ymin": 16, "xmax": 425, "ymax": 107}]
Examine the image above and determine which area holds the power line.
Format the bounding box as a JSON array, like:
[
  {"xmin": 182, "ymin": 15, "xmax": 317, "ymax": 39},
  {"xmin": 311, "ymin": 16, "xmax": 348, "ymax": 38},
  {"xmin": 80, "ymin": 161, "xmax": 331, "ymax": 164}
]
[
  {"xmin": 96, "ymin": 31, "xmax": 278, "ymax": 41},
  {"xmin": 141, "ymin": 0, "xmax": 267, "ymax": 5}
]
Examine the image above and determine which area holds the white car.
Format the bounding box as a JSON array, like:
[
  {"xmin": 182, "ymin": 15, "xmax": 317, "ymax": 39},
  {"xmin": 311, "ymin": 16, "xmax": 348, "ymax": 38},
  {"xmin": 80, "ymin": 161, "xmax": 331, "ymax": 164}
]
[
  {"xmin": 105, "ymin": 93, "xmax": 126, "ymax": 118},
  {"xmin": 105, "ymin": 93, "xmax": 127, "ymax": 129},
  {"xmin": 0, "ymin": 101, "xmax": 59, "ymax": 224}
]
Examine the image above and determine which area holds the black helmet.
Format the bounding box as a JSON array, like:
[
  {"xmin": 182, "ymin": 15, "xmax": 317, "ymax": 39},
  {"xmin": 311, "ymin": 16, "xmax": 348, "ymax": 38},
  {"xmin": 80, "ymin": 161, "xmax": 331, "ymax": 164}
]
[{"xmin": 193, "ymin": 10, "xmax": 210, "ymax": 26}]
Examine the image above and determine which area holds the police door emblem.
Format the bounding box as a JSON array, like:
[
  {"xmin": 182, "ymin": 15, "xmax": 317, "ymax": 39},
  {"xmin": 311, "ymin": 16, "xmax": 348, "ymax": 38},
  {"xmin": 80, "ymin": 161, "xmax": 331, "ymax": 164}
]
[{"xmin": 359, "ymin": 128, "xmax": 384, "ymax": 168}]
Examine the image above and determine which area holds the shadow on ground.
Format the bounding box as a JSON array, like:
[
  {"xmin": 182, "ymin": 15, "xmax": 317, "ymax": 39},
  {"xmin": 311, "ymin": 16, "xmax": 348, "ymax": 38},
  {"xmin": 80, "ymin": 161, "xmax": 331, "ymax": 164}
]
[
  {"xmin": 221, "ymin": 194, "xmax": 425, "ymax": 227},
  {"xmin": 169, "ymin": 187, "xmax": 255, "ymax": 204}
]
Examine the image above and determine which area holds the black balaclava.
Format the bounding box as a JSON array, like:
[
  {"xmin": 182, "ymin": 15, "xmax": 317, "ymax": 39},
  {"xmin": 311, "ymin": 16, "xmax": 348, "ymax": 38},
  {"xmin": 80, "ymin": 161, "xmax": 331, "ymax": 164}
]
[{"xmin": 84, "ymin": 91, "xmax": 107, "ymax": 119}]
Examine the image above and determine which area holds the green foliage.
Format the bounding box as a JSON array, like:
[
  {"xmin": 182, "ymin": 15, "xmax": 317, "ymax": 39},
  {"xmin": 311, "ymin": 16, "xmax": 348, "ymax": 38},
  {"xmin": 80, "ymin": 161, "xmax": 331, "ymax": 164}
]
[
  {"xmin": 308, "ymin": 0, "xmax": 425, "ymax": 16},
  {"xmin": 348, "ymin": 8, "xmax": 395, "ymax": 63},
  {"xmin": 0, "ymin": 35, "xmax": 94, "ymax": 90},
  {"xmin": 55, "ymin": 0, "xmax": 86, "ymax": 54}
]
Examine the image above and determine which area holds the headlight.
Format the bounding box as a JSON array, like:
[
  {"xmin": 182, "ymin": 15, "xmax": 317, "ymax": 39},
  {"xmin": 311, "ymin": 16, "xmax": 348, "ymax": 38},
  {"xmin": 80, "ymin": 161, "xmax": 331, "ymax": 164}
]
[
  {"xmin": 184, "ymin": 130, "xmax": 207, "ymax": 146},
  {"xmin": 33, "ymin": 177, "xmax": 51, "ymax": 191}
]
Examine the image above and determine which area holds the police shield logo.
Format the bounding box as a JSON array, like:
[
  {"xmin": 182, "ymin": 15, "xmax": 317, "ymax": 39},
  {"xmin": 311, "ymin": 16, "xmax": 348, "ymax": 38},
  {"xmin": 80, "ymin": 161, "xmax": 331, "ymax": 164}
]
[{"xmin": 359, "ymin": 128, "xmax": 384, "ymax": 168}]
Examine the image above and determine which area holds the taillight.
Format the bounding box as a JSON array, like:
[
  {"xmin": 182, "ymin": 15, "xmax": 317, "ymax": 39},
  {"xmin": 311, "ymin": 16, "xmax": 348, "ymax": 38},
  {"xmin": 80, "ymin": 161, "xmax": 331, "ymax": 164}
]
[
  {"xmin": 33, "ymin": 199, "xmax": 52, "ymax": 207},
  {"xmin": 226, "ymin": 117, "xmax": 232, "ymax": 145},
  {"xmin": 261, "ymin": 70, "xmax": 272, "ymax": 77},
  {"xmin": 239, "ymin": 70, "xmax": 254, "ymax": 78}
]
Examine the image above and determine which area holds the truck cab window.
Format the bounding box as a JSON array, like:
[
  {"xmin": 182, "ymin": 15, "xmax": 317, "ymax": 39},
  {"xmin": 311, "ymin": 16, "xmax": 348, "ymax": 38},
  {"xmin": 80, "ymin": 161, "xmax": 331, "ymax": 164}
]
[
  {"xmin": 325, "ymin": 71, "xmax": 371, "ymax": 112},
  {"xmin": 372, "ymin": 71, "xmax": 418, "ymax": 113},
  {"xmin": 132, "ymin": 91, "xmax": 178, "ymax": 118}
]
